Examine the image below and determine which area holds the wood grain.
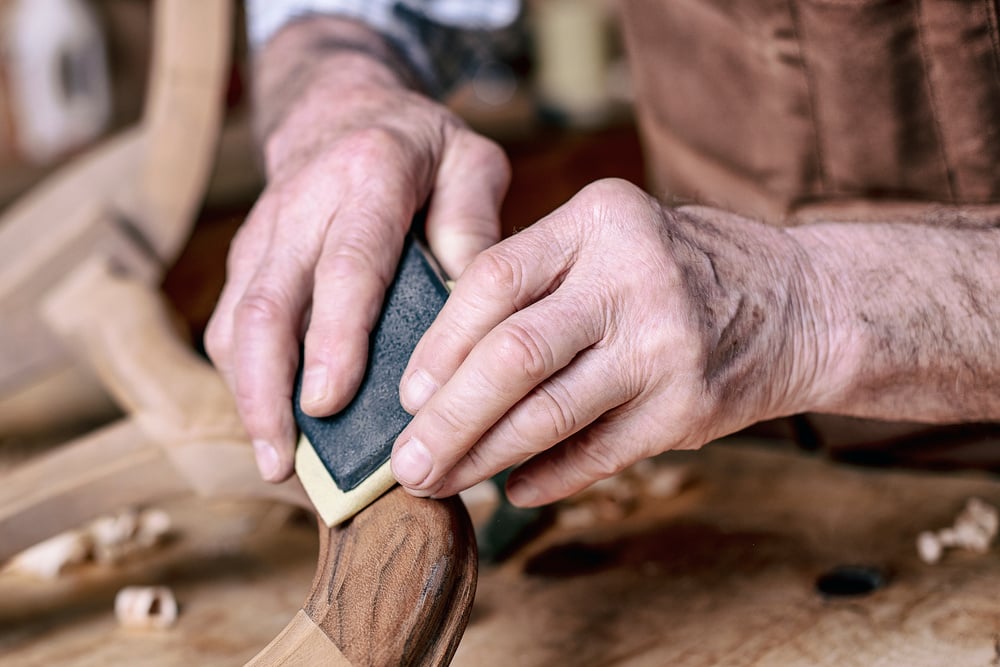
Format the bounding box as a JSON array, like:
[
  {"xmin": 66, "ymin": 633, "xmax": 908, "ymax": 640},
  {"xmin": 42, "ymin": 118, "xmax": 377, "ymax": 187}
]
[
  {"xmin": 7, "ymin": 443, "xmax": 1000, "ymax": 665},
  {"xmin": 456, "ymin": 442, "xmax": 1000, "ymax": 666},
  {"xmin": 250, "ymin": 488, "xmax": 478, "ymax": 666},
  {"xmin": 248, "ymin": 611, "xmax": 352, "ymax": 667}
]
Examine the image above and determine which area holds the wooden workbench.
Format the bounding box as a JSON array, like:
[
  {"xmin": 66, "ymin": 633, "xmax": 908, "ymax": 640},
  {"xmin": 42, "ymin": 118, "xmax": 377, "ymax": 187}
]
[{"xmin": 3, "ymin": 439, "xmax": 1000, "ymax": 665}]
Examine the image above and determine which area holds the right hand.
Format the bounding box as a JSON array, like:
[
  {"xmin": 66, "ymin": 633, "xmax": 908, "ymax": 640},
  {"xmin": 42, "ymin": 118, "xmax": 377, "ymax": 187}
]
[{"xmin": 204, "ymin": 20, "xmax": 511, "ymax": 482}]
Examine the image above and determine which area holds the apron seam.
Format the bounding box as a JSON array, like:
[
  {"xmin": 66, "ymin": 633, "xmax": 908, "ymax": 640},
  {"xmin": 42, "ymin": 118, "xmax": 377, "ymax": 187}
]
[
  {"xmin": 983, "ymin": 0, "xmax": 1000, "ymax": 90},
  {"xmin": 913, "ymin": 0, "xmax": 958, "ymax": 201},
  {"xmin": 785, "ymin": 0, "xmax": 828, "ymax": 198}
]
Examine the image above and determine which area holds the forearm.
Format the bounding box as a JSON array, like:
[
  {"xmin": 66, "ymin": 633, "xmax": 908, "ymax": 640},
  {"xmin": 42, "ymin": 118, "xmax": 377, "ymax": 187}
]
[{"xmin": 792, "ymin": 221, "xmax": 1000, "ymax": 422}]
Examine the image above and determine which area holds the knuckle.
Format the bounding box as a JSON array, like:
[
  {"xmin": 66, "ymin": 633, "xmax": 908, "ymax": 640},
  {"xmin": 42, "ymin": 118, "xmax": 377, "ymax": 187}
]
[
  {"xmin": 424, "ymin": 401, "xmax": 468, "ymax": 441},
  {"xmin": 467, "ymin": 248, "xmax": 523, "ymax": 297},
  {"xmin": 464, "ymin": 133, "xmax": 511, "ymax": 182},
  {"xmin": 533, "ymin": 384, "xmax": 579, "ymax": 438},
  {"xmin": 332, "ymin": 126, "xmax": 425, "ymax": 198},
  {"xmin": 234, "ymin": 290, "xmax": 289, "ymax": 329},
  {"xmin": 494, "ymin": 322, "xmax": 554, "ymax": 383},
  {"xmin": 574, "ymin": 178, "xmax": 656, "ymax": 227},
  {"xmin": 502, "ymin": 383, "xmax": 579, "ymax": 450},
  {"xmin": 577, "ymin": 438, "xmax": 626, "ymax": 478},
  {"xmin": 580, "ymin": 177, "xmax": 645, "ymax": 202},
  {"xmin": 343, "ymin": 125, "xmax": 401, "ymax": 160},
  {"xmin": 462, "ymin": 443, "xmax": 491, "ymax": 477},
  {"xmin": 339, "ymin": 126, "xmax": 415, "ymax": 181},
  {"xmin": 322, "ymin": 229, "xmax": 393, "ymax": 292}
]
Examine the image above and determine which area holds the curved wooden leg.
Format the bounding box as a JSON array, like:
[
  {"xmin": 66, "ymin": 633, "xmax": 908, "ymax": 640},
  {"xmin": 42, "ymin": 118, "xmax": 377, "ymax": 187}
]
[{"xmin": 249, "ymin": 488, "xmax": 478, "ymax": 667}]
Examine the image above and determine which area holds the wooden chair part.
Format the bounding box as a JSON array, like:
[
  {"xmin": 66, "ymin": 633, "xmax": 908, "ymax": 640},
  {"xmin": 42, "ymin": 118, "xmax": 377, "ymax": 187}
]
[
  {"xmin": 0, "ymin": 0, "xmax": 231, "ymax": 436},
  {"xmin": 249, "ymin": 490, "xmax": 477, "ymax": 666}
]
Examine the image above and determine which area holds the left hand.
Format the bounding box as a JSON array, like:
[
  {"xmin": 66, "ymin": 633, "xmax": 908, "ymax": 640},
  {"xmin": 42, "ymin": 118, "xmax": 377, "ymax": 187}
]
[{"xmin": 389, "ymin": 178, "xmax": 837, "ymax": 506}]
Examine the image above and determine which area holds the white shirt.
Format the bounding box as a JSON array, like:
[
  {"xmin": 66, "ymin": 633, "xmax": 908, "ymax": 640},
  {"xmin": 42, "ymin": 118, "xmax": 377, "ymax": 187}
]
[{"xmin": 245, "ymin": 0, "xmax": 521, "ymax": 95}]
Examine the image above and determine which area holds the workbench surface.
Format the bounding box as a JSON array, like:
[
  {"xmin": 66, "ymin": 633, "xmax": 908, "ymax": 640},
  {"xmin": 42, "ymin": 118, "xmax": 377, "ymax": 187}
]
[{"xmin": 3, "ymin": 440, "xmax": 1000, "ymax": 666}]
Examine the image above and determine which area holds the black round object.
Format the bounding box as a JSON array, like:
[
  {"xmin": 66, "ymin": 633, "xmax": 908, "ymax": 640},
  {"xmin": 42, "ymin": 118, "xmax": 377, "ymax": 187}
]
[{"xmin": 815, "ymin": 565, "xmax": 887, "ymax": 597}]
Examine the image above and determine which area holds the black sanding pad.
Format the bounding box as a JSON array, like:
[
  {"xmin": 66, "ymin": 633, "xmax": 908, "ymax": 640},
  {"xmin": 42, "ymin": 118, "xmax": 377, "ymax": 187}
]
[{"xmin": 293, "ymin": 235, "xmax": 449, "ymax": 525}]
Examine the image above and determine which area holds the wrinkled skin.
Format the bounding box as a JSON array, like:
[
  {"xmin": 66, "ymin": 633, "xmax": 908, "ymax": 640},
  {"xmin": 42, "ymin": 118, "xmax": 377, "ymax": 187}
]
[
  {"xmin": 207, "ymin": 17, "xmax": 1000, "ymax": 506},
  {"xmin": 391, "ymin": 179, "xmax": 825, "ymax": 506}
]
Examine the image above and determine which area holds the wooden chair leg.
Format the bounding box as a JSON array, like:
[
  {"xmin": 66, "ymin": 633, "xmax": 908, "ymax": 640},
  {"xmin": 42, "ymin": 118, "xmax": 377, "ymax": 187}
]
[
  {"xmin": 250, "ymin": 489, "xmax": 478, "ymax": 666},
  {"xmin": 0, "ymin": 0, "xmax": 230, "ymax": 437}
]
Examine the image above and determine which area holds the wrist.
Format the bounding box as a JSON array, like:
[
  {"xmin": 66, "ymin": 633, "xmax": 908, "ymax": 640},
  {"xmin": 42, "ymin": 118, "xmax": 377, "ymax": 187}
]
[
  {"xmin": 253, "ymin": 16, "xmax": 422, "ymax": 165},
  {"xmin": 671, "ymin": 206, "xmax": 848, "ymax": 423},
  {"xmin": 782, "ymin": 224, "xmax": 862, "ymax": 416}
]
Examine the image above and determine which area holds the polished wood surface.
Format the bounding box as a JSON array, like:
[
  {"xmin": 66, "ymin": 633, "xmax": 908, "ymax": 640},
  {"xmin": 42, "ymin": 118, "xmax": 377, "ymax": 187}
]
[{"xmin": 300, "ymin": 490, "xmax": 475, "ymax": 666}]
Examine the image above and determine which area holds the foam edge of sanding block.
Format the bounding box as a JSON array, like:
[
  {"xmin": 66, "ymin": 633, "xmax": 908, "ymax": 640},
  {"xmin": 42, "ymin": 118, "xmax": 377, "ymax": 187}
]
[{"xmin": 295, "ymin": 433, "xmax": 396, "ymax": 526}]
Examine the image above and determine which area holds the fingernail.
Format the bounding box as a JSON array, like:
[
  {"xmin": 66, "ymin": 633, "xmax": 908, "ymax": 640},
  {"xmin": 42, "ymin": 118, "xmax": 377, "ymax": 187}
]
[
  {"xmin": 401, "ymin": 369, "xmax": 437, "ymax": 412},
  {"xmin": 253, "ymin": 439, "xmax": 280, "ymax": 480},
  {"xmin": 507, "ymin": 478, "xmax": 539, "ymax": 506},
  {"xmin": 301, "ymin": 365, "xmax": 328, "ymax": 407},
  {"xmin": 392, "ymin": 437, "xmax": 432, "ymax": 487}
]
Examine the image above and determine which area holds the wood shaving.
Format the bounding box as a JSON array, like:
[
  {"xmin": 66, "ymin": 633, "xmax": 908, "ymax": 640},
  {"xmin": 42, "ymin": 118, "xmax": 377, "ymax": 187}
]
[
  {"xmin": 556, "ymin": 460, "xmax": 691, "ymax": 528},
  {"xmin": 114, "ymin": 586, "xmax": 178, "ymax": 630},
  {"xmin": 91, "ymin": 507, "xmax": 171, "ymax": 564},
  {"xmin": 3, "ymin": 530, "xmax": 91, "ymax": 579},
  {"xmin": 917, "ymin": 497, "xmax": 999, "ymax": 564},
  {"xmin": 3, "ymin": 506, "xmax": 171, "ymax": 578}
]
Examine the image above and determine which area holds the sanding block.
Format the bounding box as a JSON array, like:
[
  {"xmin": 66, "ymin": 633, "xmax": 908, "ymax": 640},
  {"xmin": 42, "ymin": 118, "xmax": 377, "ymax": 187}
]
[{"xmin": 293, "ymin": 235, "xmax": 450, "ymax": 526}]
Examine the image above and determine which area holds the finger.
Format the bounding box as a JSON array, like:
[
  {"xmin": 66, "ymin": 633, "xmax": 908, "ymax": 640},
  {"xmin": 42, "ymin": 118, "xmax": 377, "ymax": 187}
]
[
  {"xmin": 504, "ymin": 417, "xmax": 657, "ymax": 507},
  {"xmin": 430, "ymin": 348, "xmax": 632, "ymax": 497},
  {"xmin": 507, "ymin": 404, "xmax": 688, "ymax": 507},
  {"xmin": 425, "ymin": 131, "xmax": 510, "ymax": 279},
  {"xmin": 399, "ymin": 225, "xmax": 576, "ymax": 414},
  {"xmin": 204, "ymin": 196, "xmax": 280, "ymax": 388},
  {"xmin": 299, "ymin": 214, "xmax": 409, "ymax": 416},
  {"xmin": 299, "ymin": 175, "xmax": 416, "ymax": 417},
  {"xmin": 231, "ymin": 208, "xmax": 324, "ymax": 481},
  {"xmin": 391, "ymin": 292, "xmax": 606, "ymax": 495}
]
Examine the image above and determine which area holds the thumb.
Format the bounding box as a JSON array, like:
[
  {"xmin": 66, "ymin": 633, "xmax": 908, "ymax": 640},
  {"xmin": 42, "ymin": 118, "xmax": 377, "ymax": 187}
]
[{"xmin": 425, "ymin": 130, "xmax": 511, "ymax": 278}]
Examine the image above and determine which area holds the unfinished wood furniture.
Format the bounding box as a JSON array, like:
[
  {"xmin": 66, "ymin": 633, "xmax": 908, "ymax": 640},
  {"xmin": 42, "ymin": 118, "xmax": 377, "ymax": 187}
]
[
  {"xmin": 0, "ymin": 1, "xmax": 478, "ymax": 664},
  {"xmin": 0, "ymin": 0, "xmax": 230, "ymax": 436}
]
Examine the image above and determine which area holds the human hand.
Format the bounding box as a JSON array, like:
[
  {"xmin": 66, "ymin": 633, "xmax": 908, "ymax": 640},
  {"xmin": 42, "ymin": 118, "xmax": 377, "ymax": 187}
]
[
  {"xmin": 390, "ymin": 179, "xmax": 837, "ymax": 506},
  {"xmin": 205, "ymin": 18, "xmax": 510, "ymax": 481}
]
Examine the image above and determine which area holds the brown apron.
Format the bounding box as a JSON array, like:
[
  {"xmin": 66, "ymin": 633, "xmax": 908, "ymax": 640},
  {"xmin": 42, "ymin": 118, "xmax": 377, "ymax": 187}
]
[{"xmin": 617, "ymin": 0, "xmax": 1000, "ymax": 467}]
